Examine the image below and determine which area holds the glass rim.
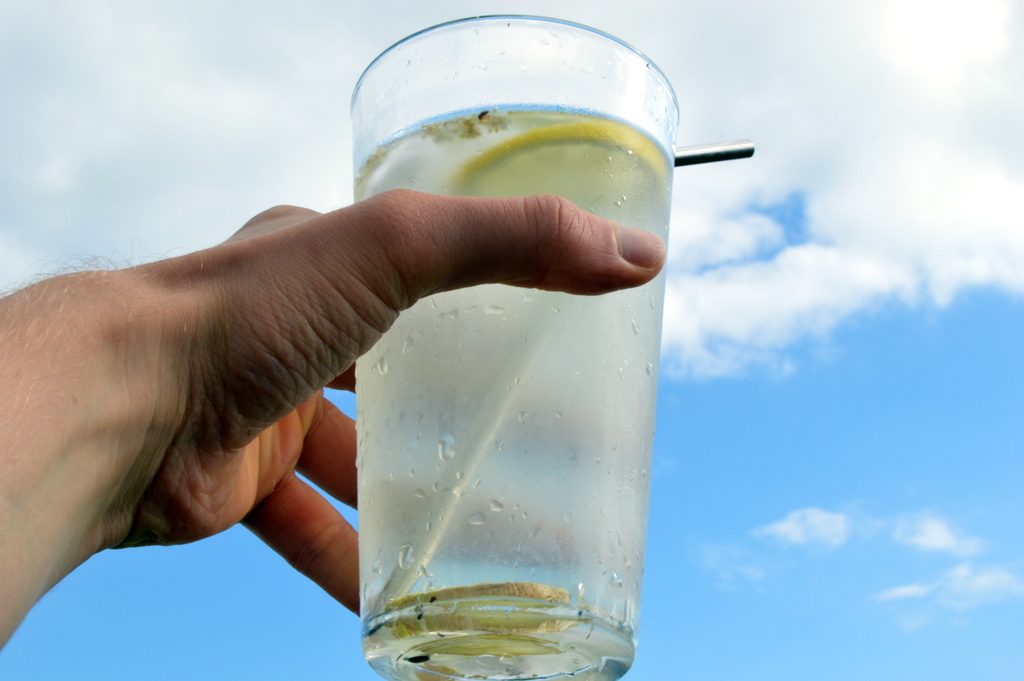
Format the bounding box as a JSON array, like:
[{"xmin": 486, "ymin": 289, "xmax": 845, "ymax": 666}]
[{"xmin": 351, "ymin": 15, "xmax": 680, "ymax": 115}]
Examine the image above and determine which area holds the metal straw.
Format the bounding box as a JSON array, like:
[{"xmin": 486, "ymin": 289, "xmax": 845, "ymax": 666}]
[{"xmin": 674, "ymin": 140, "xmax": 755, "ymax": 167}]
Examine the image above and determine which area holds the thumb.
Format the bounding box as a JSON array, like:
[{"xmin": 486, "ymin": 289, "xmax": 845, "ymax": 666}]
[{"xmin": 279, "ymin": 189, "xmax": 666, "ymax": 311}]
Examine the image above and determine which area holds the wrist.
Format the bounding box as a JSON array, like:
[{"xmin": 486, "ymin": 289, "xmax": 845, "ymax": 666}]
[{"xmin": 0, "ymin": 269, "xmax": 182, "ymax": 639}]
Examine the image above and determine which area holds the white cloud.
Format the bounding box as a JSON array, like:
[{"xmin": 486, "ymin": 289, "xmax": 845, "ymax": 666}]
[
  {"xmin": 941, "ymin": 563, "xmax": 1024, "ymax": 609},
  {"xmin": 873, "ymin": 583, "xmax": 933, "ymax": 602},
  {"xmin": 1, "ymin": 0, "xmax": 1022, "ymax": 375},
  {"xmin": 694, "ymin": 544, "xmax": 767, "ymax": 589},
  {"xmin": 654, "ymin": 0, "xmax": 1024, "ymax": 376},
  {"xmin": 874, "ymin": 563, "xmax": 1024, "ymax": 611},
  {"xmin": 892, "ymin": 514, "xmax": 985, "ymax": 557},
  {"xmin": 755, "ymin": 508, "xmax": 851, "ymax": 548}
]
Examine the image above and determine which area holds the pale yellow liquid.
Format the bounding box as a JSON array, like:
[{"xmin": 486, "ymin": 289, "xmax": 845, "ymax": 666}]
[{"xmin": 355, "ymin": 109, "xmax": 671, "ymax": 681}]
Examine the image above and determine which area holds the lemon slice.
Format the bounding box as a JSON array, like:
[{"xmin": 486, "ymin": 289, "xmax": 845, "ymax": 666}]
[
  {"xmin": 452, "ymin": 115, "xmax": 670, "ymax": 202},
  {"xmin": 386, "ymin": 581, "xmax": 577, "ymax": 642}
]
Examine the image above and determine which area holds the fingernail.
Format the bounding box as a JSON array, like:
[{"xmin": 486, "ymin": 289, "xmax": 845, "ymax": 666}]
[{"xmin": 618, "ymin": 228, "xmax": 665, "ymax": 268}]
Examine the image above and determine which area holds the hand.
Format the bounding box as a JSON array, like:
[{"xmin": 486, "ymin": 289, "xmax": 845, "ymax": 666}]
[{"xmin": 0, "ymin": 190, "xmax": 665, "ymax": 641}]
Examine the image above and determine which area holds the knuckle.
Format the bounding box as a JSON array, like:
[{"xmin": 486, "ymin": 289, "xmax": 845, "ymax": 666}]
[{"xmin": 531, "ymin": 194, "xmax": 587, "ymax": 246}]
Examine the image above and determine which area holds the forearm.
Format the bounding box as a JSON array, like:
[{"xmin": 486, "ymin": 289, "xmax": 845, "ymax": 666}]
[{"xmin": 0, "ymin": 271, "xmax": 173, "ymax": 643}]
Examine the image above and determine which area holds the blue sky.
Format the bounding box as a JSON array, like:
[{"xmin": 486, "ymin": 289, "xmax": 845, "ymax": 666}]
[{"xmin": 1, "ymin": 1, "xmax": 1022, "ymax": 680}]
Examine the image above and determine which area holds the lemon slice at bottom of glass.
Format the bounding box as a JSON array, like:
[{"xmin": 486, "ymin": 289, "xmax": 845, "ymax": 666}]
[
  {"xmin": 451, "ymin": 117, "xmax": 671, "ymax": 201},
  {"xmin": 386, "ymin": 581, "xmax": 578, "ymax": 642}
]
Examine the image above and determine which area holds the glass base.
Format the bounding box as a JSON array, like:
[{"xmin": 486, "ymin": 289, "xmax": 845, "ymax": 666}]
[{"xmin": 363, "ymin": 593, "xmax": 634, "ymax": 681}]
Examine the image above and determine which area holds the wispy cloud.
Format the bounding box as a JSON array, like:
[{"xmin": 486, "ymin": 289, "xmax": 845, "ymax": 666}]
[
  {"xmin": 873, "ymin": 583, "xmax": 933, "ymax": 602},
  {"xmin": 693, "ymin": 544, "xmax": 766, "ymax": 589},
  {"xmin": 892, "ymin": 513, "xmax": 985, "ymax": 557},
  {"xmin": 754, "ymin": 507, "xmax": 850, "ymax": 548},
  {"xmin": 941, "ymin": 563, "xmax": 1024, "ymax": 609},
  {"xmin": 874, "ymin": 563, "xmax": 1024, "ymax": 611}
]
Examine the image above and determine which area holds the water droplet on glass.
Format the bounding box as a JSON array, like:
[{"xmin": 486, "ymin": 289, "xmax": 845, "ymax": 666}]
[
  {"xmin": 576, "ymin": 582, "xmax": 586, "ymax": 601},
  {"xmin": 494, "ymin": 438, "xmax": 505, "ymax": 452},
  {"xmin": 472, "ymin": 476, "xmax": 483, "ymax": 489},
  {"xmin": 455, "ymin": 470, "xmax": 463, "ymax": 480},
  {"xmin": 610, "ymin": 571, "xmax": 624, "ymax": 588},
  {"xmin": 372, "ymin": 560, "xmax": 383, "ymax": 575},
  {"xmin": 401, "ymin": 335, "xmax": 416, "ymax": 354},
  {"xmin": 437, "ymin": 434, "xmax": 456, "ymax": 461},
  {"xmin": 439, "ymin": 309, "xmax": 458, "ymax": 320},
  {"xmin": 631, "ymin": 318, "xmax": 640, "ymax": 335},
  {"xmin": 398, "ymin": 545, "xmax": 414, "ymax": 569},
  {"xmin": 373, "ymin": 356, "xmax": 389, "ymax": 375},
  {"xmin": 414, "ymin": 488, "xmax": 426, "ymax": 499},
  {"xmin": 468, "ymin": 512, "xmax": 486, "ymax": 526},
  {"xmin": 431, "ymin": 482, "xmax": 440, "ymax": 493},
  {"xmin": 614, "ymin": 199, "xmax": 623, "ymax": 207},
  {"xmin": 416, "ymin": 564, "xmax": 432, "ymax": 578},
  {"xmin": 517, "ymin": 411, "xmax": 528, "ymax": 424},
  {"xmin": 555, "ymin": 410, "xmax": 563, "ymax": 419},
  {"xmin": 645, "ymin": 362, "xmax": 655, "ymax": 376},
  {"xmin": 551, "ymin": 305, "xmax": 561, "ymax": 313},
  {"xmin": 490, "ymin": 499, "xmax": 505, "ymax": 512},
  {"xmin": 484, "ymin": 304, "xmax": 506, "ymax": 315}
]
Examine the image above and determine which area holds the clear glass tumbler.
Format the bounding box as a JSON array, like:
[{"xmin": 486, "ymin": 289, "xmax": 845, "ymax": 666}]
[{"xmin": 352, "ymin": 16, "xmax": 678, "ymax": 681}]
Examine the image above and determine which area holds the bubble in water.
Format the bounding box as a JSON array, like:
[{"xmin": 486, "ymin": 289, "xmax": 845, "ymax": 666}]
[
  {"xmin": 373, "ymin": 356, "xmax": 389, "ymax": 375},
  {"xmin": 398, "ymin": 545, "xmax": 414, "ymax": 569},
  {"xmin": 631, "ymin": 318, "xmax": 640, "ymax": 335},
  {"xmin": 468, "ymin": 512, "xmax": 486, "ymax": 526},
  {"xmin": 413, "ymin": 488, "xmax": 426, "ymax": 499},
  {"xmin": 490, "ymin": 499, "xmax": 505, "ymax": 512},
  {"xmin": 484, "ymin": 304, "xmax": 506, "ymax": 315},
  {"xmin": 437, "ymin": 434, "xmax": 456, "ymax": 461}
]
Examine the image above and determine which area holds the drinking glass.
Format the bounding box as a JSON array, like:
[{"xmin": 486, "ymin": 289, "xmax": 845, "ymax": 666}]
[{"xmin": 352, "ymin": 16, "xmax": 678, "ymax": 681}]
